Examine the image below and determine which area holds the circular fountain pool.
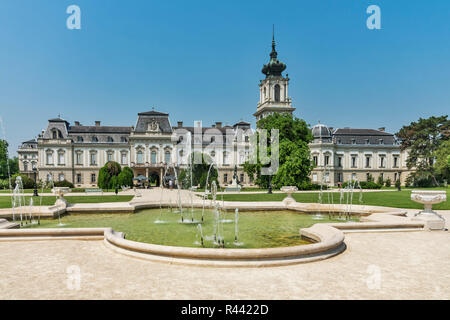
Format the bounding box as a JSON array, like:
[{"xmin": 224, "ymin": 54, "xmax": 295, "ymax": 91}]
[{"xmin": 23, "ymin": 209, "xmax": 358, "ymax": 248}]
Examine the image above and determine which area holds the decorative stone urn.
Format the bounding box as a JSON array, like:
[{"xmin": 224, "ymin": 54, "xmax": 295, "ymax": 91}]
[
  {"xmin": 52, "ymin": 187, "xmax": 71, "ymax": 208},
  {"xmin": 411, "ymin": 190, "xmax": 446, "ymax": 230},
  {"xmin": 281, "ymin": 186, "xmax": 298, "ymax": 205}
]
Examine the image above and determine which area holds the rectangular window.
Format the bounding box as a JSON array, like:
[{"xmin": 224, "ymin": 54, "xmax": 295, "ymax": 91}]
[
  {"xmin": 337, "ymin": 157, "xmax": 342, "ymax": 167},
  {"xmin": 313, "ymin": 156, "xmax": 318, "ymax": 166},
  {"xmin": 351, "ymin": 156, "xmax": 357, "ymax": 168},
  {"xmin": 121, "ymin": 153, "xmax": 127, "ymax": 165},
  {"xmin": 240, "ymin": 173, "xmax": 244, "ymax": 183},
  {"xmin": 223, "ymin": 174, "xmax": 228, "ymax": 183},
  {"xmin": 91, "ymin": 173, "xmax": 96, "ymax": 183},
  {"xmin": 76, "ymin": 174, "xmax": 82, "ymax": 184},
  {"xmin": 76, "ymin": 153, "xmax": 82, "ymax": 165},
  {"xmin": 90, "ymin": 153, "xmax": 97, "ymax": 165},
  {"xmin": 58, "ymin": 153, "xmax": 64, "ymax": 165},
  {"xmin": 393, "ymin": 157, "xmax": 399, "ymax": 168},
  {"xmin": 58, "ymin": 174, "xmax": 64, "ymax": 182},
  {"xmin": 46, "ymin": 153, "xmax": 53, "ymax": 165},
  {"xmin": 107, "ymin": 153, "xmax": 113, "ymax": 162},
  {"xmin": 380, "ymin": 156, "xmax": 385, "ymax": 168},
  {"xmin": 324, "ymin": 155, "xmax": 329, "ymax": 166},
  {"xmin": 137, "ymin": 152, "xmax": 143, "ymax": 164},
  {"xmin": 365, "ymin": 156, "xmax": 371, "ymax": 168}
]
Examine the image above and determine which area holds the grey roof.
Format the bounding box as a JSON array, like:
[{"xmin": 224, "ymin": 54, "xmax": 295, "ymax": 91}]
[
  {"xmin": 69, "ymin": 126, "xmax": 132, "ymax": 134},
  {"xmin": 134, "ymin": 110, "xmax": 173, "ymax": 134},
  {"xmin": 333, "ymin": 128, "xmax": 392, "ymax": 136},
  {"xmin": 48, "ymin": 118, "xmax": 69, "ymax": 124},
  {"xmin": 22, "ymin": 139, "xmax": 37, "ymax": 144},
  {"xmin": 137, "ymin": 110, "xmax": 169, "ymax": 116},
  {"xmin": 312, "ymin": 123, "xmax": 332, "ymax": 138},
  {"xmin": 333, "ymin": 128, "xmax": 396, "ymax": 145}
]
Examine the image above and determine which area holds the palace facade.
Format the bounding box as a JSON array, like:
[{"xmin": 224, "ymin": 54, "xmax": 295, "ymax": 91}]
[{"xmin": 17, "ymin": 36, "xmax": 411, "ymax": 187}]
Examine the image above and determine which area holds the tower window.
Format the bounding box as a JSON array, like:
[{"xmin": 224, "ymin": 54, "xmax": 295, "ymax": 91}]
[{"xmin": 274, "ymin": 84, "xmax": 281, "ymax": 102}]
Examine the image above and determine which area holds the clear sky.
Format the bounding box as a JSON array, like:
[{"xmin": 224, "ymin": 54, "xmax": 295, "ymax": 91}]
[{"xmin": 0, "ymin": 0, "xmax": 449, "ymax": 155}]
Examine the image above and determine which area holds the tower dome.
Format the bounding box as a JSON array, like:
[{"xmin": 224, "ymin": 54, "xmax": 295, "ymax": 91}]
[{"xmin": 312, "ymin": 123, "xmax": 332, "ymax": 140}]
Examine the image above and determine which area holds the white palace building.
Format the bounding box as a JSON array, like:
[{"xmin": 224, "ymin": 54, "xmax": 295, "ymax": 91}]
[{"xmin": 18, "ymin": 37, "xmax": 411, "ymax": 187}]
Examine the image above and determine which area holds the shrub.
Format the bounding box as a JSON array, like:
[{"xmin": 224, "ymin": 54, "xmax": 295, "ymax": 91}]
[
  {"xmin": 297, "ymin": 181, "xmax": 322, "ymax": 190},
  {"xmin": 385, "ymin": 178, "xmax": 392, "ymax": 187},
  {"xmin": 377, "ymin": 175, "xmax": 384, "ymax": 186},
  {"xmin": 366, "ymin": 174, "xmax": 374, "ymax": 183},
  {"xmin": 10, "ymin": 174, "xmax": 35, "ymax": 189},
  {"xmin": 0, "ymin": 178, "xmax": 10, "ymax": 190},
  {"xmin": 395, "ymin": 179, "xmax": 401, "ymax": 190},
  {"xmin": 54, "ymin": 179, "xmax": 74, "ymax": 188},
  {"xmin": 343, "ymin": 180, "xmax": 382, "ymax": 189},
  {"xmin": 117, "ymin": 167, "xmax": 133, "ymax": 187},
  {"xmin": 97, "ymin": 167, "xmax": 111, "ymax": 189}
]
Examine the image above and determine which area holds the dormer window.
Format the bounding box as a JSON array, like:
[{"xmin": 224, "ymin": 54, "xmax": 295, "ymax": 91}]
[
  {"xmin": 351, "ymin": 139, "xmax": 356, "ymax": 145},
  {"xmin": 107, "ymin": 136, "xmax": 114, "ymax": 142},
  {"xmin": 365, "ymin": 139, "xmax": 370, "ymax": 144},
  {"xmin": 379, "ymin": 139, "xmax": 384, "ymax": 145},
  {"xmin": 77, "ymin": 136, "xmax": 84, "ymax": 142},
  {"xmin": 92, "ymin": 136, "xmax": 98, "ymax": 143},
  {"xmin": 120, "ymin": 136, "xmax": 127, "ymax": 143}
]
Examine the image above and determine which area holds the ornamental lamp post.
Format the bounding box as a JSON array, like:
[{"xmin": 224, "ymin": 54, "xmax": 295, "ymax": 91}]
[{"xmin": 32, "ymin": 167, "xmax": 39, "ymax": 197}]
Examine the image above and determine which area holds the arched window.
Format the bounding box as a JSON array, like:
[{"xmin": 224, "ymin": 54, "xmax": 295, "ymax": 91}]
[
  {"xmin": 151, "ymin": 151, "xmax": 157, "ymax": 164},
  {"xmin": 274, "ymin": 84, "xmax": 280, "ymax": 102},
  {"xmin": 165, "ymin": 151, "xmax": 171, "ymax": 164},
  {"xmin": 137, "ymin": 151, "xmax": 143, "ymax": 164}
]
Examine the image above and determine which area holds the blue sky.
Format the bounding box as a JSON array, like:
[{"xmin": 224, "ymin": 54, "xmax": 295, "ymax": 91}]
[{"xmin": 0, "ymin": 0, "xmax": 449, "ymax": 155}]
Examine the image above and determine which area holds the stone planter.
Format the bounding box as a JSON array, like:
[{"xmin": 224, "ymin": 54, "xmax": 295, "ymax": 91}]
[
  {"xmin": 52, "ymin": 187, "xmax": 71, "ymax": 208},
  {"xmin": 281, "ymin": 186, "xmax": 298, "ymax": 205},
  {"xmin": 411, "ymin": 190, "xmax": 446, "ymax": 230}
]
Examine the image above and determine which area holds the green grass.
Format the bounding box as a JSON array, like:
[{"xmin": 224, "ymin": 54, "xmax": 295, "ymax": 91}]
[
  {"xmin": 0, "ymin": 195, "xmax": 134, "ymax": 208},
  {"xmin": 217, "ymin": 189, "xmax": 450, "ymax": 210},
  {"xmin": 23, "ymin": 209, "xmax": 357, "ymax": 248}
]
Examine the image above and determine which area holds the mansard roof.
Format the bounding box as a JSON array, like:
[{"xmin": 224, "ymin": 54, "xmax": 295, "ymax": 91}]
[
  {"xmin": 333, "ymin": 128, "xmax": 392, "ymax": 136},
  {"xmin": 137, "ymin": 110, "xmax": 169, "ymax": 116},
  {"xmin": 333, "ymin": 128, "xmax": 396, "ymax": 145},
  {"xmin": 135, "ymin": 110, "xmax": 173, "ymax": 134},
  {"xmin": 69, "ymin": 125, "xmax": 132, "ymax": 134}
]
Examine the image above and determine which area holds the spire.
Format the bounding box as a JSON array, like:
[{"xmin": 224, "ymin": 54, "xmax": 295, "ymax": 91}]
[{"xmin": 262, "ymin": 25, "xmax": 286, "ymax": 78}]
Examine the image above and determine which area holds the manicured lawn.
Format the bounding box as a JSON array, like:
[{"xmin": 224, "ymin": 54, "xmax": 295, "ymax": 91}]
[
  {"xmin": 0, "ymin": 195, "xmax": 134, "ymax": 208},
  {"xmin": 218, "ymin": 189, "xmax": 450, "ymax": 210}
]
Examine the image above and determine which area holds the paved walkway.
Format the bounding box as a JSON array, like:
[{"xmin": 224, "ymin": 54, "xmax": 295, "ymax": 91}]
[{"xmin": 0, "ymin": 213, "xmax": 449, "ymax": 300}]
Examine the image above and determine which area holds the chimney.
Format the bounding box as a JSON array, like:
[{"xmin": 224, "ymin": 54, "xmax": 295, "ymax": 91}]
[
  {"xmin": 215, "ymin": 122, "xmax": 222, "ymax": 128},
  {"xmin": 74, "ymin": 121, "xmax": 80, "ymax": 126},
  {"xmin": 95, "ymin": 121, "xmax": 101, "ymax": 127},
  {"xmin": 378, "ymin": 127, "xmax": 385, "ymax": 132},
  {"xmin": 177, "ymin": 121, "xmax": 183, "ymax": 128}
]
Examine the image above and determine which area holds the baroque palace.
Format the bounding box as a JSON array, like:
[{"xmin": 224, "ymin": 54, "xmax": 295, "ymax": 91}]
[{"xmin": 17, "ymin": 37, "xmax": 411, "ymax": 187}]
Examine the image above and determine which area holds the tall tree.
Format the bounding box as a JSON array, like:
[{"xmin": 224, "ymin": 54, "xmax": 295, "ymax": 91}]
[
  {"xmin": 434, "ymin": 139, "xmax": 450, "ymax": 182},
  {"xmin": 0, "ymin": 139, "xmax": 18, "ymax": 180},
  {"xmin": 396, "ymin": 115, "xmax": 450, "ymax": 186},
  {"xmin": 243, "ymin": 113, "xmax": 313, "ymax": 188}
]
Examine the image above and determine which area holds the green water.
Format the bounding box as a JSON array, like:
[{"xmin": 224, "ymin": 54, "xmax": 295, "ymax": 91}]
[{"xmin": 23, "ymin": 209, "xmax": 358, "ymax": 248}]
